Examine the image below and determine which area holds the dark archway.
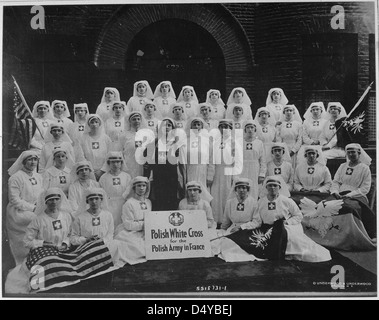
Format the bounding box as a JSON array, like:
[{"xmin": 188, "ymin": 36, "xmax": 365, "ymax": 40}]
[{"xmin": 125, "ymin": 19, "xmax": 226, "ymax": 100}]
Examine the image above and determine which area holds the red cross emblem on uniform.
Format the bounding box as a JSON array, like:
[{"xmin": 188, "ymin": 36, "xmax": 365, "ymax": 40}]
[
  {"xmin": 274, "ymin": 168, "xmax": 281, "ymax": 175},
  {"xmin": 42, "ymin": 121, "xmax": 49, "ymax": 127},
  {"xmin": 113, "ymin": 178, "xmax": 121, "ymax": 185},
  {"xmin": 92, "ymin": 142, "xmax": 100, "ymax": 149},
  {"xmin": 163, "ymin": 99, "xmax": 168, "ymax": 105},
  {"xmin": 286, "ymin": 123, "xmax": 292, "ymax": 128},
  {"xmin": 52, "ymin": 220, "xmax": 62, "ymax": 230},
  {"xmin": 346, "ymin": 168, "xmax": 354, "ymax": 175},
  {"xmin": 92, "ymin": 217, "xmax": 100, "ymax": 226},
  {"xmin": 214, "ymin": 109, "xmax": 218, "ymax": 113},
  {"xmin": 58, "ymin": 119, "xmax": 63, "ymax": 123},
  {"xmin": 268, "ymin": 202, "xmax": 276, "ymax": 210},
  {"xmin": 79, "ymin": 125, "xmax": 84, "ymax": 131},
  {"xmin": 246, "ymin": 143, "xmax": 253, "ymax": 150},
  {"xmin": 237, "ymin": 203, "xmax": 245, "ymax": 211},
  {"xmin": 135, "ymin": 141, "xmax": 142, "ymax": 148},
  {"xmin": 191, "ymin": 141, "xmax": 198, "ymax": 148},
  {"xmin": 139, "ymin": 99, "xmax": 144, "ymax": 105},
  {"xmin": 235, "ymin": 123, "xmax": 241, "ymax": 129},
  {"xmin": 140, "ymin": 202, "xmax": 147, "ymax": 210},
  {"xmin": 313, "ymin": 121, "xmax": 319, "ymax": 126},
  {"xmin": 115, "ymin": 121, "xmax": 121, "ymax": 127},
  {"xmin": 275, "ymin": 105, "xmax": 281, "ymax": 111},
  {"xmin": 185, "ymin": 103, "xmax": 191, "ymax": 108},
  {"xmin": 220, "ymin": 142, "xmax": 225, "ymax": 149},
  {"xmin": 308, "ymin": 167, "xmax": 315, "ymax": 174},
  {"xmin": 29, "ymin": 178, "xmax": 37, "ymax": 185},
  {"xmin": 329, "ymin": 124, "xmax": 335, "ymax": 130},
  {"xmin": 107, "ymin": 105, "xmax": 110, "ymax": 110},
  {"xmin": 262, "ymin": 127, "xmax": 268, "ymax": 133},
  {"xmin": 176, "ymin": 123, "xmax": 183, "ymax": 128},
  {"xmin": 59, "ymin": 176, "xmax": 67, "ymax": 184},
  {"xmin": 148, "ymin": 121, "xmax": 154, "ymax": 127}
]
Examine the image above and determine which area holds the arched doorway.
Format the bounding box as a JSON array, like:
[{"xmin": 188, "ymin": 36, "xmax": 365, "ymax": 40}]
[{"xmin": 125, "ymin": 18, "xmax": 226, "ymax": 101}]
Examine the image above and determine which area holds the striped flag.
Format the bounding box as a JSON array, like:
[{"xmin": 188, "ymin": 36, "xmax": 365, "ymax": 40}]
[
  {"xmin": 26, "ymin": 239, "xmax": 114, "ymax": 293},
  {"xmin": 8, "ymin": 76, "xmax": 38, "ymax": 150}
]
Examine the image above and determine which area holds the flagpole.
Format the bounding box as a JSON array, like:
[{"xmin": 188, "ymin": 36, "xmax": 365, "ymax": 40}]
[
  {"xmin": 11, "ymin": 75, "xmax": 44, "ymax": 139},
  {"xmin": 325, "ymin": 81, "xmax": 374, "ymax": 145}
]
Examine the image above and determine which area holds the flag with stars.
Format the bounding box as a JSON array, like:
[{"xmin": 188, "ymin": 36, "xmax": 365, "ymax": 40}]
[
  {"xmin": 8, "ymin": 76, "xmax": 38, "ymax": 150},
  {"xmin": 26, "ymin": 239, "xmax": 114, "ymax": 292},
  {"xmin": 225, "ymin": 220, "xmax": 287, "ymax": 260}
]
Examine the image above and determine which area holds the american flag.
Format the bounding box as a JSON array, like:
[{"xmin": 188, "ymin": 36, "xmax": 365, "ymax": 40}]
[
  {"xmin": 8, "ymin": 76, "xmax": 38, "ymax": 150},
  {"xmin": 26, "ymin": 239, "xmax": 114, "ymax": 292}
]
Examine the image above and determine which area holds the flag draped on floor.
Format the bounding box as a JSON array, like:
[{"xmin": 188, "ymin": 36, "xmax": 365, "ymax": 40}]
[
  {"xmin": 8, "ymin": 76, "xmax": 38, "ymax": 150},
  {"xmin": 26, "ymin": 239, "xmax": 114, "ymax": 293}
]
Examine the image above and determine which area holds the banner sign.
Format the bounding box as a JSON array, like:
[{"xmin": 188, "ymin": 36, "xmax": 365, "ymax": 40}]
[{"xmin": 145, "ymin": 210, "xmax": 212, "ymax": 260}]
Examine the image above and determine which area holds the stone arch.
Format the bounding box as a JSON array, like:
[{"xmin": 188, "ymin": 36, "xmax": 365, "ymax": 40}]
[{"xmin": 94, "ymin": 4, "xmax": 253, "ymax": 94}]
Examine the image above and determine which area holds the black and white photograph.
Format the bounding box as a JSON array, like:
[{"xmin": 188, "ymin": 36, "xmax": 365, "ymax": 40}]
[{"xmin": 1, "ymin": 0, "xmax": 377, "ymax": 301}]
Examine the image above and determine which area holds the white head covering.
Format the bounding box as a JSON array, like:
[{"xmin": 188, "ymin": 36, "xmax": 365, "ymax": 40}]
[
  {"xmin": 297, "ymin": 145, "xmax": 326, "ymax": 166},
  {"xmin": 133, "ymin": 80, "xmax": 154, "ymax": 99},
  {"xmin": 269, "ymin": 142, "xmax": 292, "ymax": 163},
  {"xmin": 100, "ymin": 87, "xmax": 120, "ymax": 103},
  {"xmin": 169, "ymin": 103, "xmax": 187, "ymax": 121},
  {"xmin": 261, "ymin": 175, "xmax": 290, "ymax": 198},
  {"xmin": 124, "ymin": 176, "xmax": 151, "ymax": 199},
  {"xmin": 153, "ymin": 81, "xmax": 176, "ymax": 99},
  {"xmin": 184, "ymin": 116, "xmax": 207, "ymax": 135},
  {"xmin": 102, "ymin": 151, "xmax": 128, "ymax": 173},
  {"xmin": 35, "ymin": 187, "xmax": 72, "ymax": 216},
  {"xmin": 84, "ymin": 114, "xmax": 105, "ymax": 135},
  {"xmin": 77, "ymin": 187, "xmax": 109, "ymax": 214},
  {"xmin": 107, "ymin": 100, "xmax": 127, "ymax": 117},
  {"xmin": 70, "ymin": 160, "xmax": 96, "ymax": 183},
  {"xmin": 324, "ymin": 102, "xmax": 347, "ymax": 120},
  {"xmin": 177, "ymin": 85, "xmax": 199, "ymax": 104},
  {"xmin": 125, "ymin": 110, "xmax": 148, "ymax": 132},
  {"xmin": 73, "ymin": 103, "xmax": 90, "ymax": 123},
  {"xmin": 206, "ymin": 89, "xmax": 225, "ymax": 106},
  {"xmin": 266, "ymin": 88, "xmax": 289, "ymax": 105},
  {"xmin": 52, "ymin": 100, "xmax": 71, "ymax": 118},
  {"xmin": 185, "ymin": 180, "xmax": 213, "ymax": 203},
  {"xmin": 279, "ymin": 104, "xmax": 303, "ymax": 123},
  {"xmin": 226, "ymin": 87, "xmax": 252, "ymax": 106},
  {"xmin": 303, "ymin": 102, "xmax": 326, "ymax": 121},
  {"xmin": 8, "ymin": 150, "xmax": 40, "ymax": 176},
  {"xmin": 32, "ymin": 101, "xmax": 54, "ymax": 120},
  {"xmin": 345, "ymin": 143, "xmax": 372, "ymax": 166},
  {"xmin": 44, "ymin": 122, "xmax": 73, "ymax": 144},
  {"xmin": 227, "ymin": 177, "xmax": 254, "ymax": 201},
  {"xmin": 45, "ymin": 145, "xmax": 75, "ymax": 170},
  {"xmin": 254, "ymin": 106, "xmax": 271, "ymax": 124},
  {"xmin": 141, "ymin": 99, "xmax": 163, "ymax": 119}
]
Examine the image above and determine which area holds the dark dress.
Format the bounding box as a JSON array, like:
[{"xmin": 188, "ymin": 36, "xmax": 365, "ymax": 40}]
[{"xmin": 143, "ymin": 138, "xmax": 185, "ymax": 211}]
